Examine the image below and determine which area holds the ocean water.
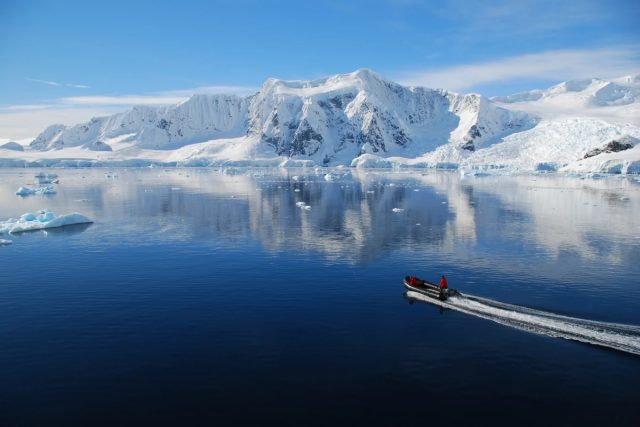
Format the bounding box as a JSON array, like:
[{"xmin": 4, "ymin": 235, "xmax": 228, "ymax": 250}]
[{"xmin": 0, "ymin": 168, "xmax": 639, "ymax": 426}]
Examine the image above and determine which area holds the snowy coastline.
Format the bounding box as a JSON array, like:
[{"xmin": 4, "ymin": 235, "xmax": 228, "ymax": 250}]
[{"xmin": 2, "ymin": 70, "xmax": 639, "ymax": 175}]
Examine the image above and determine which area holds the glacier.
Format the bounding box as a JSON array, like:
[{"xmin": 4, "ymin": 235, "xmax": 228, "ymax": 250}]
[{"xmin": 2, "ymin": 69, "xmax": 640, "ymax": 174}]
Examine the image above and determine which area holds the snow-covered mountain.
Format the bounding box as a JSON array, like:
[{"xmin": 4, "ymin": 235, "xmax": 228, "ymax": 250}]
[
  {"xmin": 23, "ymin": 69, "xmax": 533, "ymax": 165},
  {"xmin": 30, "ymin": 94, "xmax": 250, "ymax": 151},
  {"xmin": 2, "ymin": 69, "xmax": 640, "ymax": 173}
]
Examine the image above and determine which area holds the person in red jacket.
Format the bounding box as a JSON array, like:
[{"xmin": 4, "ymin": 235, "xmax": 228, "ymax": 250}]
[{"xmin": 439, "ymin": 275, "xmax": 448, "ymax": 290}]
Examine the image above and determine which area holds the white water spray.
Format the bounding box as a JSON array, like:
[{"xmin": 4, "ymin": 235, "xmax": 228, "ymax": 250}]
[{"xmin": 406, "ymin": 291, "xmax": 640, "ymax": 355}]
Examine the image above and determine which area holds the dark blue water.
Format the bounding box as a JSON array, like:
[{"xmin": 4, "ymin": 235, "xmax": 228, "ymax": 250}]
[{"xmin": 1, "ymin": 168, "xmax": 639, "ymax": 426}]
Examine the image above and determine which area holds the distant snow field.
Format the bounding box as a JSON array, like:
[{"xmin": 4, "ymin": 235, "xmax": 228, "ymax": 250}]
[{"xmin": 1, "ymin": 70, "xmax": 639, "ymax": 174}]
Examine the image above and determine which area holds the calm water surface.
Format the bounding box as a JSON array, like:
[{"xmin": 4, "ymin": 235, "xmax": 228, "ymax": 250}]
[{"xmin": 0, "ymin": 168, "xmax": 639, "ymax": 426}]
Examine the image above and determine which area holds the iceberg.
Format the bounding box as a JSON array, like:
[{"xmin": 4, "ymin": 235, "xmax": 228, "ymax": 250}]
[
  {"xmin": 0, "ymin": 209, "xmax": 93, "ymax": 234},
  {"xmin": 34, "ymin": 172, "xmax": 58, "ymax": 184},
  {"xmin": 15, "ymin": 186, "xmax": 57, "ymax": 196}
]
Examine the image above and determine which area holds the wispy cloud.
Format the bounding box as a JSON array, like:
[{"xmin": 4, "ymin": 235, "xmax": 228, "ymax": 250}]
[
  {"xmin": 58, "ymin": 85, "xmax": 257, "ymax": 107},
  {"xmin": 26, "ymin": 77, "xmax": 90, "ymax": 89},
  {"xmin": 398, "ymin": 48, "xmax": 640, "ymax": 91},
  {"xmin": 60, "ymin": 95, "xmax": 188, "ymax": 106}
]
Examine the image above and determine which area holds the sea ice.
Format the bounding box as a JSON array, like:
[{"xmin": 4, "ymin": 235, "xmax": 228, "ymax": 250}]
[
  {"xmin": 0, "ymin": 239, "xmax": 12, "ymax": 245},
  {"xmin": 0, "ymin": 209, "xmax": 93, "ymax": 234},
  {"xmin": 392, "ymin": 208, "xmax": 404, "ymax": 213}
]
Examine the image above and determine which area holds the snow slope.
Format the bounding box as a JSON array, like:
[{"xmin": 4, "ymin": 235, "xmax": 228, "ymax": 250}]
[
  {"xmin": 492, "ymin": 74, "xmax": 640, "ymax": 126},
  {"xmin": 2, "ymin": 70, "xmax": 640, "ymax": 173}
]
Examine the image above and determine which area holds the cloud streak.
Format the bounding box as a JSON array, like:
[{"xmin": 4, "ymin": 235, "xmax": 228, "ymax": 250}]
[
  {"xmin": 26, "ymin": 78, "xmax": 90, "ymax": 89},
  {"xmin": 399, "ymin": 48, "xmax": 640, "ymax": 91},
  {"xmin": 58, "ymin": 85, "xmax": 257, "ymax": 107},
  {"xmin": 60, "ymin": 95, "xmax": 188, "ymax": 106}
]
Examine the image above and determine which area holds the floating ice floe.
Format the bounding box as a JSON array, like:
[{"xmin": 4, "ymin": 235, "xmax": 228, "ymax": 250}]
[
  {"xmin": 0, "ymin": 239, "xmax": 12, "ymax": 245},
  {"xmin": 324, "ymin": 173, "xmax": 338, "ymax": 182},
  {"xmin": 15, "ymin": 186, "xmax": 57, "ymax": 196},
  {"xmin": 392, "ymin": 208, "xmax": 404, "ymax": 213},
  {"xmin": 0, "ymin": 209, "xmax": 93, "ymax": 234},
  {"xmin": 295, "ymin": 201, "xmax": 311, "ymax": 210}
]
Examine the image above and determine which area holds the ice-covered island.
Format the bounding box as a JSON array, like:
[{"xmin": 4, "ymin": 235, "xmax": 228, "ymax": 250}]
[
  {"xmin": 0, "ymin": 209, "xmax": 93, "ymax": 235},
  {"xmin": 1, "ymin": 70, "xmax": 639, "ymax": 174}
]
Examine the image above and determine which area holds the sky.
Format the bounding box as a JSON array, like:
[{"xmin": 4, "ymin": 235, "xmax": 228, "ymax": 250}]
[{"xmin": 0, "ymin": 0, "xmax": 639, "ymax": 140}]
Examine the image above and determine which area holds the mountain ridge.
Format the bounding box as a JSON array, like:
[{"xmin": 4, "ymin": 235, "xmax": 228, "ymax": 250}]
[
  {"xmin": 2, "ymin": 69, "xmax": 640, "ymax": 173},
  {"xmin": 26, "ymin": 69, "xmax": 535, "ymax": 165}
]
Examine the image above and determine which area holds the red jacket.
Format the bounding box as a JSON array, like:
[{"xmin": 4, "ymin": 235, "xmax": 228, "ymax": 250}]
[{"xmin": 439, "ymin": 276, "xmax": 448, "ymax": 289}]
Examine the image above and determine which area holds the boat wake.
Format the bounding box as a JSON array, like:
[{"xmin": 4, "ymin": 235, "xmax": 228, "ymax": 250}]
[{"xmin": 405, "ymin": 290, "xmax": 640, "ymax": 355}]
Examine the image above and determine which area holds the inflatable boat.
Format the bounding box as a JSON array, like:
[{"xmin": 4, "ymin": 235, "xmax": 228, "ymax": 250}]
[{"xmin": 403, "ymin": 276, "xmax": 459, "ymax": 301}]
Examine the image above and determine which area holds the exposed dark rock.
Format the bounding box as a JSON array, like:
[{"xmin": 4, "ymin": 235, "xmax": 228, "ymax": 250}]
[
  {"xmin": 584, "ymin": 139, "xmax": 634, "ymax": 159},
  {"xmin": 291, "ymin": 122, "xmax": 323, "ymax": 156},
  {"xmin": 84, "ymin": 140, "xmax": 112, "ymax": 151},
  {"xmin": 468, "ymin": 125, "xmax": 481, "ymax": 139},
  {"xmin": 461, "ymin": 141, "xmax": 475, "ymax": 152},
  {"xmin": 157, "ymin": 119, "xmax": 171, "ymax": 130}
]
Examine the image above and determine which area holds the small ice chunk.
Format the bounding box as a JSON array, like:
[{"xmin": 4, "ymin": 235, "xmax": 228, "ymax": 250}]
[
  {"xmin": 16, "ymin": 187, "xmax": 34, "ymax": 196},
  {"xmin": 324, "ymin": 173, "xmax": 337, "ymax": 182},
  {"xmin": 392, "ymin": 208, "xmax": 404, "ymax": 213},
  {"xmin": 295, "ymin": 202, "xmax": 306, "ymax": 207},
  {"xmin": 20, "ymin": 213, "xmax": 36, "ymax": 221},
  {"xmin": 292, "ymin": 176, "xmax": 300, "ymax": 181},
  {"xmin": 294, "ymin": 188, "xmax": 301, "ymax": 192},
  {"xmin": 0, "ymin": 239, "xmax": 12, "ymax": 245},
  {"xmin": 37, "ymin": 210, "xmax": 55, "ymax": 222}
]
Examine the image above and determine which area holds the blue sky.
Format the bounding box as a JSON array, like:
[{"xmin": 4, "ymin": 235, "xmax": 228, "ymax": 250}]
[{"xmin": 0, "ymin": 0, "xmax": 639, "ymax": 139}]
